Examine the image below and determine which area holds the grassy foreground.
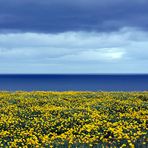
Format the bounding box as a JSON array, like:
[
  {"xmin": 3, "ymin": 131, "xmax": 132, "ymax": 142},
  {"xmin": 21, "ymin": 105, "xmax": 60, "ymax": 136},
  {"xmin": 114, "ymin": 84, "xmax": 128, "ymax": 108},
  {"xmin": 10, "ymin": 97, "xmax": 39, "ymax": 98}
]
[{"xmin": 0, "ymin": 91, "xmax": 148, "ymax": 147}]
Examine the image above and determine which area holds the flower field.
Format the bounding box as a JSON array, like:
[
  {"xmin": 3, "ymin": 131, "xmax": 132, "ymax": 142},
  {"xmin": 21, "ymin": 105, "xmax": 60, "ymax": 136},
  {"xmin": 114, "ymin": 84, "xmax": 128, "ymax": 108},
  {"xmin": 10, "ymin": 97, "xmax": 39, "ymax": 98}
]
[{"xmin": 0, "ymin": 91, "xmax": 148, "ymax": 147}]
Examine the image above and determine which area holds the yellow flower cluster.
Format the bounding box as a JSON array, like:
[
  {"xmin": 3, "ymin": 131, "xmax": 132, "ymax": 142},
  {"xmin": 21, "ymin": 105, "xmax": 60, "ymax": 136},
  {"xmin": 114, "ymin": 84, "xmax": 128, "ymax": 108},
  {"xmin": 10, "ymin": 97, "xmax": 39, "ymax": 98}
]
[{"xmin": 0, "ymin": 91, "xmax": 148, "ymax": 147}]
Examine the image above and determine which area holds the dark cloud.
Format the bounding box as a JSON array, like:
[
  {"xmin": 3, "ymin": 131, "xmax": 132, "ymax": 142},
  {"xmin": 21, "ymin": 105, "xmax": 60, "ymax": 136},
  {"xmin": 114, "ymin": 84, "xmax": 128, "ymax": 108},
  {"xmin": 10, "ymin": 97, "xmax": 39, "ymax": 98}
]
[{"xmin": 0, "ymin": 0, "xmax": 148, "ymax": 33}]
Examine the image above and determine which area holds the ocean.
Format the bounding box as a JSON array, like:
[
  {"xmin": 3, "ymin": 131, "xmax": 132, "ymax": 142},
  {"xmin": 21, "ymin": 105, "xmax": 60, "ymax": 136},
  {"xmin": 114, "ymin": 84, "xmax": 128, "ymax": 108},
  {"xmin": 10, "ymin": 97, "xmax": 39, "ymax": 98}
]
[{"xmin": 0, "ymin": 74, "xmax": 148, "ymax": 91}]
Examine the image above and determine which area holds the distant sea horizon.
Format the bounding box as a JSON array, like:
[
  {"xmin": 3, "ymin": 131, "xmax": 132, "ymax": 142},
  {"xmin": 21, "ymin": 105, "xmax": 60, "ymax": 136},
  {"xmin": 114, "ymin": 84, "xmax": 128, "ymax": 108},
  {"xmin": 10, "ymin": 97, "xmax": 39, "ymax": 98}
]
[{"xmin": 0, "ymin": 74, "xmax": 148, "ymax": 91}]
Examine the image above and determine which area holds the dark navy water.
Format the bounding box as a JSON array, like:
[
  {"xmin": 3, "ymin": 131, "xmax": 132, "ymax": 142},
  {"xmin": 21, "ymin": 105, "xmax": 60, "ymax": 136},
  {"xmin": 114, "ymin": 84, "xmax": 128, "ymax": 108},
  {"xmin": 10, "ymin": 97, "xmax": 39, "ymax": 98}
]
[{"xmin": 0, "ymin": 74, "xmax": 148, "ymax": 91}]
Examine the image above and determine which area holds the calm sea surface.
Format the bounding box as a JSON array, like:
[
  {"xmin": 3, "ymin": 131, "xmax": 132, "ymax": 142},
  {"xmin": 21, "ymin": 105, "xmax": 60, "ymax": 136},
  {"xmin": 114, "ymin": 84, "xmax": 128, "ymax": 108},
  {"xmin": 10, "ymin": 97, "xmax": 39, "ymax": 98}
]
[{"xmin": 0, "ymin": 74, "xmax": 148, "ymax": 91}]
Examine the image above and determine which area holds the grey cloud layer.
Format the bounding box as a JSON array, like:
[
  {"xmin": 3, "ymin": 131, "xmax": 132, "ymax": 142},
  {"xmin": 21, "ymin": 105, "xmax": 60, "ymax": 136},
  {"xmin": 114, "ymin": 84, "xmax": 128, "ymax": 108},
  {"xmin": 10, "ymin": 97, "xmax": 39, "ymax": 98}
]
[
  {"xmin": 0, "ymin": 28, "xmax": 148, "ymax": 73},
  {"xmin": 0, "ymin": 0, "xmax": 148, "ymax": 33}
]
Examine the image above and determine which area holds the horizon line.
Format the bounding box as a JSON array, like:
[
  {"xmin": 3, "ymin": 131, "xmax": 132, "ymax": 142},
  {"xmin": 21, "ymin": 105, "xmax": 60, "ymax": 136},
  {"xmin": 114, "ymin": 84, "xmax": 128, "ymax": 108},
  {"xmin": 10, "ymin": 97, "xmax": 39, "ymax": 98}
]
[{"xmin": 0, "ymin": 73, "xmax": 148, "ymax": 75}]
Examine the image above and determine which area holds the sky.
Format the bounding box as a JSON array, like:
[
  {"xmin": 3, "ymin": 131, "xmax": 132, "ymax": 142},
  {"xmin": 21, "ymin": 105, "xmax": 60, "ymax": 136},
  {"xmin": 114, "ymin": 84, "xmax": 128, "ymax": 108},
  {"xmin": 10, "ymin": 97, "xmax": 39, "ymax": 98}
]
[{"xmin": 0, "ymin": 0, "xmax": 148, "ymax": 74}]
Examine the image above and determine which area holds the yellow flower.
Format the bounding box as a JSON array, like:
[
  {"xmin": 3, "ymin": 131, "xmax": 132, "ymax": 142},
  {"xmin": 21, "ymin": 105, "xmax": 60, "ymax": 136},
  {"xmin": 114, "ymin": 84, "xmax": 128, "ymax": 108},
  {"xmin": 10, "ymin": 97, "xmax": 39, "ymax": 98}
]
[
  {"xmin": 0, "ymin": 91, "xmax": 147, "ymax": 147},
  {"xmin": 121, "ymin": 144, "xmax": 127, "ymax": 148}
]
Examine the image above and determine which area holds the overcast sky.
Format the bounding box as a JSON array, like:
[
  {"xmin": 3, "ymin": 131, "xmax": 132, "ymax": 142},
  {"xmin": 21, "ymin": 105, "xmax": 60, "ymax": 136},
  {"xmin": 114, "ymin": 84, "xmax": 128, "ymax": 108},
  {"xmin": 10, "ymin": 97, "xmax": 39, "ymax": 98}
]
[{"xmin": 0, "ymin": 0, "xmax": 148, "ymax": 73}]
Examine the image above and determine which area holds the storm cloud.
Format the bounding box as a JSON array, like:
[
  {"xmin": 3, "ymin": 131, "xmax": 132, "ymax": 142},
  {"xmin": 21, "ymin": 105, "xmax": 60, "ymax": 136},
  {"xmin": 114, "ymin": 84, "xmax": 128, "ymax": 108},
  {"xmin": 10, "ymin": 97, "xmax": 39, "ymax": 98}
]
[
  {"xmin": 0, "ymin": 0, "xmax": 148, "ymax": 73},
  {"xmin": 0, "ymin": 0, "xmax": 148, "ymax": 33}
]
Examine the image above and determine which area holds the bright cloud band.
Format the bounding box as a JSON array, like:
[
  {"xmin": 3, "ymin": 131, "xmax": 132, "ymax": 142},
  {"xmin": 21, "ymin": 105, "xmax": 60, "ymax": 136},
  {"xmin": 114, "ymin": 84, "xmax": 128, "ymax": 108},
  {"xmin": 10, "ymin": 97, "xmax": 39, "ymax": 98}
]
[{"xmin": 0, "ymin": 28, "xmax": 148, "ymax": 73}]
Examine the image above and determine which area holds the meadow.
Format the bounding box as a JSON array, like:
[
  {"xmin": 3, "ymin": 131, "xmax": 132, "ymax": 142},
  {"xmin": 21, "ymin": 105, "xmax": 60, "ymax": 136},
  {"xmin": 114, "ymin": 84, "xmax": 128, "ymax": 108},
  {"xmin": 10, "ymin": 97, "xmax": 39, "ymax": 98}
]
[{"xmin": 0, "ymin": 91, "xmax": 147, "ymax": 147}]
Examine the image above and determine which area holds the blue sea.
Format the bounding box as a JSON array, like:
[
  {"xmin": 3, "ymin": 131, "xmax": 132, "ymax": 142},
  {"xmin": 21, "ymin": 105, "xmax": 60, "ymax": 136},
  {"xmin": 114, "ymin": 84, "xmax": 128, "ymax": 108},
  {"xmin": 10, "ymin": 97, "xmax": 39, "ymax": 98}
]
[{"xmin": 0, "ymin": 74, "xmax": 148, "ymax": 91}]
